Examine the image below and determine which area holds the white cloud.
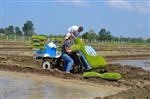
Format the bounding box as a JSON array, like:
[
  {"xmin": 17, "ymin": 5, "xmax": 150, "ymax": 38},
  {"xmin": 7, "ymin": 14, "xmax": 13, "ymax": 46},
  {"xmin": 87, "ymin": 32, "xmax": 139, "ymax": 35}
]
[
  {"xmin": 107, "ymin": 0, "xmax": 132, "ymax": 10},
  {"xmin": 59, "ymin": 0, "xmax": 149, "ymax": 12},
  {"xmin": 107, "ymin": 0, "xmax": 149, "ymax": 13},
  {"xmin": 132, "ymin": 1, "xmax": 150, "ymax": 13},
  {"xmin": 71, "ymin": 0, "xmax": 91, "ymax": 7},
  {"xmin": 58, "ymin": 0, "xmax": 91, "ymax": 7}
]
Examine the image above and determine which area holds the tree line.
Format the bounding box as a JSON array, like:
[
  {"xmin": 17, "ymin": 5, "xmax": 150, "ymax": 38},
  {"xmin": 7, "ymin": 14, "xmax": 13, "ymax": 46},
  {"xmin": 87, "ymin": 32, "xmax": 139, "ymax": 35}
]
[
  {"xmin": 0, "ymin": 20, "xmax": 35, "ymax": 36},
  {"xmin": 1, "ymin": 20, "xmax": 149, "ymax": 43},
  {"xmin": 82, "ymin": 29, "xmax": 150, "ymax": 43}
]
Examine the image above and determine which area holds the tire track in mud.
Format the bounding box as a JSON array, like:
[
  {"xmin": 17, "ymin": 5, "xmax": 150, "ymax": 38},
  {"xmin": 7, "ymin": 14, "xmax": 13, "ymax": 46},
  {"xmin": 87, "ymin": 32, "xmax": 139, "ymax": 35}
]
[{"xmin": 0, "ymin": 63, "xmax": 149, "ymax": 86}]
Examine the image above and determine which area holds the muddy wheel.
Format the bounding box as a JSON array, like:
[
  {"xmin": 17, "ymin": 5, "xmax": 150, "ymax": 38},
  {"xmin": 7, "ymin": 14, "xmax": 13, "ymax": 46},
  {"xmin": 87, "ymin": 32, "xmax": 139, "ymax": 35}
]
[
  {"xmin": 42, "ymin": 61, "xmax": 51, "ymax": 69},
  {"xmin": 72, "ymin": 64, "xmax": 83, "ymax": 73}
]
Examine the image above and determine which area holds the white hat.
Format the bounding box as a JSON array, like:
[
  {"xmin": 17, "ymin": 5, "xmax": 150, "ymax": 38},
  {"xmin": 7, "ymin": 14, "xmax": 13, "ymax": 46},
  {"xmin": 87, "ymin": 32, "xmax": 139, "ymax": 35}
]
[{"xmin": 65, "ymin": 33, "xmax": 71, "ymax": 40}]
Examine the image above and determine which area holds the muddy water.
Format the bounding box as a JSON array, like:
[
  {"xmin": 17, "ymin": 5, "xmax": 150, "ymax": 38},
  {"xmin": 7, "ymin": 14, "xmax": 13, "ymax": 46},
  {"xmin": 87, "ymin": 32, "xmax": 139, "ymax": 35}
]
[
  {"xmin": 111, "ymin": 59, "xmax": 150, "ymax": 70},
  {"xmin": 0, "ymin": 71, "xmax": 123, "ymax": 99}
]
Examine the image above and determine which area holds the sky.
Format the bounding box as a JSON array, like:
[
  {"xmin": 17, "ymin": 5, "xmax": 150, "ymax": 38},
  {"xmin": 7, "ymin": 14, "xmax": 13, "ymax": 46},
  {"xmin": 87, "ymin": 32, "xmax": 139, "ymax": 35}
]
[{"xmin": 0, "ymin": 0, "xmax": 150, "ymax": 38}]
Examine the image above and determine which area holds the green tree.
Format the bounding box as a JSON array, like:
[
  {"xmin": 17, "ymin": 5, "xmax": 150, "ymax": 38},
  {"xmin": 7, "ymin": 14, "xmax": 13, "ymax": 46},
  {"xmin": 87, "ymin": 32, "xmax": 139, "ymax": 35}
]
[
  {"xmin": 82, "ymin": 29, "xmax": 97, "ymax": 42},
  {"xmin": 15, "ymin": 26, "xmax": 22, "ymax": 35},
  {"xmin": 147, "ymin": 38, "xmax": 150, "ymax": 43},
  {"xmin": 112, "ymin": 36, "xmax": 119, "ymax": 41},
  {"xmin": 5, "ymin": 25, "xmax": 14, "ymax": 34},
  {"xmin": 0, "ymin": 28, "xmax": 5, "ymax": 33},
  {"xmin": 98, "ymin": 28, "xmax": 113, "ymax": 41},
  {"xmin": 22, "ymin": 20, "xmax": 35, "ymax": 36}
]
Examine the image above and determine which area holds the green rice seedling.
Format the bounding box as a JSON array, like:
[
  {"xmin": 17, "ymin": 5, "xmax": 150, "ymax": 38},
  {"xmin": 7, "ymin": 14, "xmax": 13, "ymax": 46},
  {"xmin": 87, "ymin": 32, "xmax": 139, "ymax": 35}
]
[
  {"xmin": 31, "ymin": 41, "xmax": 46, "ymax": 45},
  {"xmin": 83, "ymin": 71, "xmax": 101, "ymax": 77},
  {"xmin": 70, "ymin": 44, "xmax": 81, "ymax": 51},
  {"xmin": 31, "ymin": 35, "xmax": 47, "ymax": 40},
  {"xmin": 31, "ymin": 35, "xmax": 48, "ymax": 50},
  {"xmin": 51, "ymin": 37, "xmax": 63, "ymax": 43},
  {"xmin": 31, "ymin": 45, "xmax": 45, "ymax": 49},
  {"xmin": 83, "ymin": 71, "xmax": 122, "ymax": 80},
  {"xmin": 100, "ymin": 72, "xmax": 122, "ymax": 80}
]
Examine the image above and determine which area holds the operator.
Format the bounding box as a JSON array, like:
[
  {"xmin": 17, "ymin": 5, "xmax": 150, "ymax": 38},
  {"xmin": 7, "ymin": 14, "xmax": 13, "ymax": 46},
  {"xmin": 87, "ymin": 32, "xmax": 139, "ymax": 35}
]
[{"xmin": 61, "ymin": 25, "xmax": 84, "ymax": 73}]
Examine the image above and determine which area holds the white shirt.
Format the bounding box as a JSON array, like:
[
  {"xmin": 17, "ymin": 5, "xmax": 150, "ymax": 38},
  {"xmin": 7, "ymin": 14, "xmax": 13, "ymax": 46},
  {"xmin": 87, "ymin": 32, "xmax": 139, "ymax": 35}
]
[
  {"xmin": 68, "ymin": 25, "xmax": 79, "ymax": 34},
  {"xmin": 67, "ymin": 25, "xmax": 80, "ymax": 38}
]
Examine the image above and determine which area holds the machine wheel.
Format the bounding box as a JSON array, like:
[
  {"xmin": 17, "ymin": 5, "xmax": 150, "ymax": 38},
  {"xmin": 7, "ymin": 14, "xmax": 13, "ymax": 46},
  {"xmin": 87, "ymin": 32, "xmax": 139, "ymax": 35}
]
[
  {"xmin": 72, "ymin": 64, "xmax": 83, "ymax": 73},
  {"xmin": 42, "ymin": 61, "xmax": 51, "ymax": 69}
]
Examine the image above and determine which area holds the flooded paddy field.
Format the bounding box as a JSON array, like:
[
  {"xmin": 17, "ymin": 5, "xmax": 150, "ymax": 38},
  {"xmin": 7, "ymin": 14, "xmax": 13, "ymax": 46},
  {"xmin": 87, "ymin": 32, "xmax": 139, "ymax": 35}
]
[
  {"xmin": 1, "ymin": 70, "xmax": 123, "ymax": 99},
  {"xmin": 110, "ymin": 59, "xmax": 150, "ymax": 71},
  {"xmin": 0, "ymin": 41, "xmax": 150, "ymax": 99}
]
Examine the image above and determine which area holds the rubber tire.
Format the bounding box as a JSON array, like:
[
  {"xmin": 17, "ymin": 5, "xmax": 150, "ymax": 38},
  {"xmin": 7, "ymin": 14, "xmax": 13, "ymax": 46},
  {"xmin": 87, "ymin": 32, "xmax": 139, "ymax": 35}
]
[{"xmin": 42, "ymin": 61, "xmax": 51, "ymax": 69}]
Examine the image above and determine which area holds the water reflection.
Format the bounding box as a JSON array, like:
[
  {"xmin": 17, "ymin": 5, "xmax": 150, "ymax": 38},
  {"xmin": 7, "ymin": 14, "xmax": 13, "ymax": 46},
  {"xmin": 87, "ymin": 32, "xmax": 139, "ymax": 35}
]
[
  {"xmin": 1, "ymin": 76, "xmax": 91, "ymax": 99},
  {"xmin": 1, "ymin": 71, "xmax": 120, "ymax": 99},
  {"xmin": 111, "ymin": 59, "xmax": 150, "ymax": 70}
]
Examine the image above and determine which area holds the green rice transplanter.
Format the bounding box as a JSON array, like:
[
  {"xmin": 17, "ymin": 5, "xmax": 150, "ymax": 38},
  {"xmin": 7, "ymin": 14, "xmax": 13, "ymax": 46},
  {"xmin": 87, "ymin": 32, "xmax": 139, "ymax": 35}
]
[{"xmin": 71, "ymin": 38, "xmax": 107, "ymax": 68}]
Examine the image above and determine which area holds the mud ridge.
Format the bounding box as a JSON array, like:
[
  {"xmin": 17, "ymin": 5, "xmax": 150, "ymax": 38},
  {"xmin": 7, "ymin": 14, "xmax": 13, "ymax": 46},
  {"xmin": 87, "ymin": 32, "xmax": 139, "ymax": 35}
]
[{"xmin": 0, "ymin": 63, "xmax": 149, "ymax": 87}]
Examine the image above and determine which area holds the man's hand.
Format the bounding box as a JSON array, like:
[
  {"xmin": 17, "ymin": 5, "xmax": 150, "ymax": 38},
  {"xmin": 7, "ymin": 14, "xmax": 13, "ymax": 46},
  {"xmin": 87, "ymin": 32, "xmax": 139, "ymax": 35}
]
[
  {"xmin": 70, "ymin": 33, "xmax": 76, "ymax": 39},
  {"xmin": 65, "ymin": 48, "xmax": 72, "ymax": 53}
]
